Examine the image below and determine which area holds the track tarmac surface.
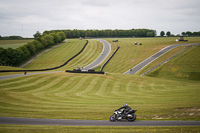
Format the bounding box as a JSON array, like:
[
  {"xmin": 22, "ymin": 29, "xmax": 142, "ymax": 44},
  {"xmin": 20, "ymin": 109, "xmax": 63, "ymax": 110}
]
[
  {"xmin": 0, "ymin": 71, "xmax": 62, "ymax": 80},
  {"xmin": 0, "ymin": 117, "xmax": 200, "ymax": 126}
]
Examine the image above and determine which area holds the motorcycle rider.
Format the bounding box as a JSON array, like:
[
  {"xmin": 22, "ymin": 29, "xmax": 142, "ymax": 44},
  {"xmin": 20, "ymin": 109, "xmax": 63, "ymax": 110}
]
[{"xmin": 116, "ymin": 103, "xmax": 132, "ymax": 117}]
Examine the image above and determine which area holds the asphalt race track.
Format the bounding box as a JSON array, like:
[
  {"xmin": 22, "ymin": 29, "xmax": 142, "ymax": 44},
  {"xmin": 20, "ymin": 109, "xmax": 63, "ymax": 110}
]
[
  {"xmin": 82, "ymin": 39, "xmax": 111, "ymax": 70},
  {"xmin": 0, "ymin": 71, "xmax": 63, "ymax": 80},
  {"xmin": 0, "ymin": 117, "xmax": 199, "ymax": 126},
  {"xmin": 124, "ymin": 43, "xmax": 199, "ymax": 75}
]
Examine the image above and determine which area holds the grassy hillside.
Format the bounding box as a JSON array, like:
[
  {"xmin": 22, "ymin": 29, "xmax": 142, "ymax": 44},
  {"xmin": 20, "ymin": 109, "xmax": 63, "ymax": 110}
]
[
  {"xmin": 22, "ymin": 39, "xmax": 103, "ymax": 71},
  {"xmin": 23, "ymin": 39, "xmax": 86, "ymax": 69},
  {"xmin": 56, "ymin": 39, "xmax": 103, "ymax": 71},
  {"xmin": 0, "ymin": 39, "xmax": 103, "ymax": 76},
  {"xmin": 0, "ymin": 37, "xmax": 200, "ymax": 123},
  {"xmin": 103, "ymin": 37, "xmax": 200, "ymax": 73},
  {"xmin": 0, "ymin": 72, "xmax": 199, "ymax": 121},
  {"xmin": 0, "ymin": 40, "xmax": 33, "ymax": 49},
  {"xmin": 147, "ymin": 45, "xmax": 200, "ymax": 81}
]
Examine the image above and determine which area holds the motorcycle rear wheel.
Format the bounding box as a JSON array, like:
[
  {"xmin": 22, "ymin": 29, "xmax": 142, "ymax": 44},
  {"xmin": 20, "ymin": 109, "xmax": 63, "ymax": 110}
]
[
  {"xmin": 110, "ymin": 114, "xmax": 117, "ymax": 122},
  {"xmin": 127, "ymin": 114, "xmax": 136, "ymax": 122}
]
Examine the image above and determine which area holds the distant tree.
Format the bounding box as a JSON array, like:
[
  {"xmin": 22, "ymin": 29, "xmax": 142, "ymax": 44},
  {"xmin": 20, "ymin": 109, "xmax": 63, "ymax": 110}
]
[
  {"xmin": 33, "ymin": 31, "xmax": 42, "ymax": 41},
  {"xmin": 166, "ymin": 31, "xmax": 171, "ymax": 37},
  {"xmin": 193, "ymin": 32, "xmax": 198, "ymax": 36},
  {"xmin": 41, "ymin": 34, "xmax": 54, "ymax": 47},
  {"xmin": 170, "ymin": 34, "xmax": 175, "ymax": 37},
  {"xmin": 181, "ymin": 32, "xmax": 186, "ymax": 36},
  {"xmin": 160, "ymin": 31, "xmax": 165, "ymax": 37},
  {"xmin": 0, "ymin": 48, "xmax": 7, "ymax": 65},
  {"xmin": 8, "ymin": 36, "xmax": 22, "ymax": 40},
  {"xmin": 17, "ymin": 45, "xmax": 31, "ymax": 59},
  {"xmin": 50, "ymin": 33, "xmax": 61, "ymax": 43},
  {"xmin": 186, "ymin": 31, "xmax": 192, "ymax": 36},
  {"xmin": 6, "ymin": 48, "xmax": 17, "ymax": 65},
  {"xmin": 57, "ymin": 31, "xmax": 66, "ymax": 41},
  {"xmin": 198, "ymin": 31, "xmax": 200, "ymax": 36},
  {"xmin": 33, "ymin": 40, "xmax": 44, "ymax": 50},
  {"xmin": 25, "ymin": 42, "xmax": 36, "ymax": 55},
  {"xmin": 146, "ymin": 31, "xmax": 154, "ymax": 37},
  {"xmin": 15, "ymin": 48, "xmax": 25, "ymax": 65}
]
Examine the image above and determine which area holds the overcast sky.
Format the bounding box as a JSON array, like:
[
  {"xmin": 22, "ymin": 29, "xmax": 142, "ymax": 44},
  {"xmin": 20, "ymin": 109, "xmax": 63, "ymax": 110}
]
[{"xmin": 0, "ymin": 0, "xmax": 200, "ymax": 37}]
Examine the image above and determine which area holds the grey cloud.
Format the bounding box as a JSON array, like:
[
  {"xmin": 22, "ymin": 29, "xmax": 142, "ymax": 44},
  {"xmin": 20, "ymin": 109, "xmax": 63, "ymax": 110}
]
[{"xmin": 82, "ymin": 0, "xmax": 110, "ymax": 7}]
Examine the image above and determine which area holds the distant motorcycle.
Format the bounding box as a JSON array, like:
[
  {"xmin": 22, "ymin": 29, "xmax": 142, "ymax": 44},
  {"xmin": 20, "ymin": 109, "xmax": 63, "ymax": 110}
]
[{"xmin": 109, "ymin": 109, "xmax": 137, "ymax": 122}]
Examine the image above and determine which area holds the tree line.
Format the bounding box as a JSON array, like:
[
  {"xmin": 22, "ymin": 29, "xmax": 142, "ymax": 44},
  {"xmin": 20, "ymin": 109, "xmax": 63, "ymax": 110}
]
[
  {"xmin": 0, "ymin": 36, "xmax": 24, "ymax": 40},
  {"xmin": 181, "ymin": 31, "xmax": 200, "ymax": 36},
  {"xmin": 0, "ymin": 31, "xmax": 66, "ymax": 67},
  {"xmin": 44, "ymin": 29, "xmax": 156, "ymax": 38},
  {"xmin": 160, "ymin": 31, "xmax": 200, "ymax": 37}
]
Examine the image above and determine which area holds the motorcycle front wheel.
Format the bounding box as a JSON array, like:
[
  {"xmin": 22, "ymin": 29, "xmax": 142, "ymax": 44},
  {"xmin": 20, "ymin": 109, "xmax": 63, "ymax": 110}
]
[
  {"xmin": 127, "ymin": 114, "xmax": 136, "ymax": 122},
  {"xmin": 110, "ymin": 114, "xmax": 117, "ymax": 122}
]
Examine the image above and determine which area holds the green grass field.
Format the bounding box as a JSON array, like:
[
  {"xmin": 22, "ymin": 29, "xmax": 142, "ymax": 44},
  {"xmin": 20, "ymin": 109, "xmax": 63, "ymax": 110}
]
[
  {"xmin": 0, "ymin": 40, "xmax": 33, "ymax": 49},
  {"xmin": 0, "ymin": 72, "xmax": 199, "ymax": 120},
  {"xmin": 103, "ymin": 37, "xmax": 200, "ymax": 73},
  {"xmin": 0, "ymin": 37, "xmax": 200, "ymax": 132},
  {"xmin": 0, "ymin": 125, "xmax": 200, "ymax": 133}
]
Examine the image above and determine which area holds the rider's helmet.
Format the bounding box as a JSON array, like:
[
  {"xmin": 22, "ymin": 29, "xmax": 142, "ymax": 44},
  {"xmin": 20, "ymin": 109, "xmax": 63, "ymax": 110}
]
[{"xmin": 123, "ymin": 103, "xmax": 128, "ymax": 107}]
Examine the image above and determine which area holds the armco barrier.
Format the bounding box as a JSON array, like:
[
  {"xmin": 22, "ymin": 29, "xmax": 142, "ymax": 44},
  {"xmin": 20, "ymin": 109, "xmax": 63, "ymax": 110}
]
[
  {"xmin": 100, "ymin": 46, "xmax": 120, "ymax": 72},
  {"xmin": 65, "ymin": 70, "xmax": 104, "ymax": 74},
  {"xmin": 0, "ymin": 40, "xmax": 89, "ymax": 72}
]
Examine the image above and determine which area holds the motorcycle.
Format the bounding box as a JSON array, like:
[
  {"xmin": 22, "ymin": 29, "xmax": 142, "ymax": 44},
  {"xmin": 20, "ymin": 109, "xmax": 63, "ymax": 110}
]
[{"xmin": 109, "ymin": 109, "xmax": 137, "ymax": 122}]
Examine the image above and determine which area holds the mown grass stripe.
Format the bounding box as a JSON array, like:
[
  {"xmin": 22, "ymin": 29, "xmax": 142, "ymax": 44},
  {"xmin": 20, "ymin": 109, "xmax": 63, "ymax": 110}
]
[
  {"xmin": 75, "ymin": 76, "xmax": 97, "ymax": 97},
  {"xmin": 0, "ymin": 75, "xmax": 42, "ymax": 87},
  {"xmin": 0, "ymin": 75, "xmax": 47, "ymax": 91},
  {"xmin": 10, "ymin": 76, "xmax": 57, "ymax": 92},
  {"xmin": 0, "ymin": 72, "xmax": 200, "ymax": 120}
]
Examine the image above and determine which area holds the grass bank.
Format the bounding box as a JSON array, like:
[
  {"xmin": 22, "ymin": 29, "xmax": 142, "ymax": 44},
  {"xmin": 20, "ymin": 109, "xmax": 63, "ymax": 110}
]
[
  {"xmin": 147, "ymin": 45, "xmax": 200, "ymax": 81},
  {"xmin": 22, "ymin": 39, "xmax": 103, "ymax": 71},
  {"xmin": 0, "ymin": 72, "xmax": 199, "ymax": 120},
  {"xmin": 23, "ymin": 39, "xmax": 87, "ymax": 70},
  {"xmin": 0, "ymin": 125, "xmax": 200, "ymax": 133}
]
